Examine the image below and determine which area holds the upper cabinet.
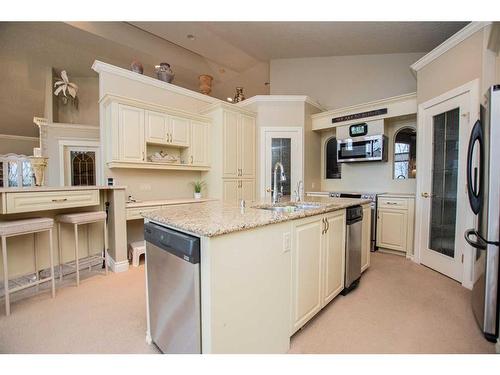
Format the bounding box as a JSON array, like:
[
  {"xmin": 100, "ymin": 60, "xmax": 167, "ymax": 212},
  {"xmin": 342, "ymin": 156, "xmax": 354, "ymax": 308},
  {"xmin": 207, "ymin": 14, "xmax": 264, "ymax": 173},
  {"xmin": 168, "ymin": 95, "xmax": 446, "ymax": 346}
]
[
  {"xmin": 102, "ymin": 96, "xmax": 212, "ymax": 171},
  {"xmin": 118, "ymin": 104, "xmax": 145, "ymax": 162},
  {"xmin": 222, "ymin": 110, "xmax": 256, "ymax": 179},
  {"xmin": 202, "ymin": 104, "xmax": 256, "ymax": 202}
]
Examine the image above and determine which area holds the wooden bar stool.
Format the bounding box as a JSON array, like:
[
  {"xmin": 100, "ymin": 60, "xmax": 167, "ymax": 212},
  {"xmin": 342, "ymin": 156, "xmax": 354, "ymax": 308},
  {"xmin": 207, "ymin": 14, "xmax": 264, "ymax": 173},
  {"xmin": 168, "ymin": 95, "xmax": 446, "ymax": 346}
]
[
  {"xmin": 0, "ymin": 218, "xmax": 56, "ymax": 316},
  {"xmin": 56, "ymin": 211, "xmax": 108, "ymax": 286}
]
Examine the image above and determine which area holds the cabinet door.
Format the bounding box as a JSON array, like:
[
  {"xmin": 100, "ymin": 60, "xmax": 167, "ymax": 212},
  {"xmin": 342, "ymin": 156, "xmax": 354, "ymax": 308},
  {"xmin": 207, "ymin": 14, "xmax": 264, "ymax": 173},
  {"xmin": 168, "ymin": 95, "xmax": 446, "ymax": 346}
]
[
  {"xmin": 222, "ymin": 111, "xmax": 239, "ymax": 178},
  {"xmin": 361, "ymin": 205, "xmax": 371, "ymax": 272},
  {"xmin": 240, "ymin": 179, "xmax": 255, "ymax": 202},
  {"xmin": 145, "ymin": 110, "xmax": 168, "ymax": 145},
  {"xmin": 169, "ymin": 116, "xmax": 190, "ymax": 147},
  {"xmin": 222, "ymin": 179, "xmax": 239, "ymax": 203},
  {"xmin": 322, "ymin": 211, "xmax": 345, "ymax": 306},
  {"xmin": 376, "ymin": 208, "xmax": 407, "ymax": 252},
  {"xmin": 291, "ymin": 216, "xmax": 323, "ymax": 333},
  {"xmin": 118, "ymin": 104, "xmax": 145, "ymax": 162},
  {"xmin": 239, "ymin": 114, "xmax": 255, "ymax": 178},
  {"xmin": 189, "ymin": 120, "xmax": 210, "ymax": 166}
]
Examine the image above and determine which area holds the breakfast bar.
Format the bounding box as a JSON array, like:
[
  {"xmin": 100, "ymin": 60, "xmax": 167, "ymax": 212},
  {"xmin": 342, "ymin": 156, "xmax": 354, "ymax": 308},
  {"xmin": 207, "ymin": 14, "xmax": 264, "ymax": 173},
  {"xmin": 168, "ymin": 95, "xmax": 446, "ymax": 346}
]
[{"xmin": 0, "ymin": 186, "xmax": 128, "ymax": 281}]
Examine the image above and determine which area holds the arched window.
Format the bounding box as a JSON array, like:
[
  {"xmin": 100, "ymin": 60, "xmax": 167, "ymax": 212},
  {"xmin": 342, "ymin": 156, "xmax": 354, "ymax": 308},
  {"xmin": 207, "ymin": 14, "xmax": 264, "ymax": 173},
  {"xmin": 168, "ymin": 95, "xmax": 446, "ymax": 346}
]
[
  {"xmin": 393, "ymin": 127, "xmax": 416, "ymax": 179},
  {"xmin": 325, "ymin": 137, "xmax": 341, "ymax": 179},
  {"xmin": 71, "ymin": 151, "xmax": 96, "ymax": 186}
]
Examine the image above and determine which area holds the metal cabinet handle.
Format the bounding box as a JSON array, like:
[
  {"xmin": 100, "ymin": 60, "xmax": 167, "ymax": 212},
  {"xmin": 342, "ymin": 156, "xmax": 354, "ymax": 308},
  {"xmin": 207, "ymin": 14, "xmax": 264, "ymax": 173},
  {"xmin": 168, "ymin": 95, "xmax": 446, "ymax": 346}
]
[
  {"xmin": 52, "ymin": 198, "xmax": 68, "ymax": 202},
  {"xmin": 421, "ymin": 192, "xmax": 430, "ymax": 198},
  {"xmin": 387, "ymin": 202, "xmax": 398, "ymax": 205},
  {"xmin": 190, "ymin": 155, "xmax": 193, "ymax": 164},
  {"xmin": 321, "ymin": 218, "xmax": 326, "ymax": 234},
  {"xmin": 325, "ymin": 218, "xmax": 329, "ymax": 232}
]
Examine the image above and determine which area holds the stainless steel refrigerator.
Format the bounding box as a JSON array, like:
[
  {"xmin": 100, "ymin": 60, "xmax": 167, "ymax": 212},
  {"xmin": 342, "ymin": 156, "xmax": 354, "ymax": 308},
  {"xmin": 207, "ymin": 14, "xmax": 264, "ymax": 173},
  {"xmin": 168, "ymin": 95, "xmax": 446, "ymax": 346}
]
[{"xmin": 465, "ymin": 84, "xmax": 500, "ymax": 342}]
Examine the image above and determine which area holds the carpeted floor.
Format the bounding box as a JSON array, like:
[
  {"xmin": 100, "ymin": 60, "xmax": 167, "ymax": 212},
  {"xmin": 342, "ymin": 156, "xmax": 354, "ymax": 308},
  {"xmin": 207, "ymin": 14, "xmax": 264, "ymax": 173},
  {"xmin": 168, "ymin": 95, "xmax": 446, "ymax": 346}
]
[{"xmin": 0, "ymin": 252, "xmax": 496, "ymax": 354}]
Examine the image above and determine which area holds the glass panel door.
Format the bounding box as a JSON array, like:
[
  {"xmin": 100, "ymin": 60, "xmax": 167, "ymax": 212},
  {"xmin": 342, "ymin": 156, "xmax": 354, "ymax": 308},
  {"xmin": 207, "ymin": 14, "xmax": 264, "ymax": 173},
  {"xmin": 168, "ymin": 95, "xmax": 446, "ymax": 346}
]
[
  {"xmin": 271, "ymin": 138, "xmax": 291, "ymax": 196},
  {"xmin": 429, "ymin": 108, "xmax": 460, "ymax": 257}
]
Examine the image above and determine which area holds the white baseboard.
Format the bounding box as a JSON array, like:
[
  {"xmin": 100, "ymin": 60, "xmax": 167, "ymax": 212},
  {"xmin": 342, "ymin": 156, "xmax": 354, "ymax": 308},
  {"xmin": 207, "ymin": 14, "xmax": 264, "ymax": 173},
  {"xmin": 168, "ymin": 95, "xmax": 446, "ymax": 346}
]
[{"xmin": 107, "ymin": 254, "xmax": 129, "ymax": 273}]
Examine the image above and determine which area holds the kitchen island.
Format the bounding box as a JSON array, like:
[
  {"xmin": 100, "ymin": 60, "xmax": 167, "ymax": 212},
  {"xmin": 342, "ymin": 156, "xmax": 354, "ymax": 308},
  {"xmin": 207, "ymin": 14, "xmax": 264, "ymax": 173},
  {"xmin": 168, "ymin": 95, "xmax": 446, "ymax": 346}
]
[{"xmin": 142, "ymin": 196, "xmax": 371, "ymax": 354}]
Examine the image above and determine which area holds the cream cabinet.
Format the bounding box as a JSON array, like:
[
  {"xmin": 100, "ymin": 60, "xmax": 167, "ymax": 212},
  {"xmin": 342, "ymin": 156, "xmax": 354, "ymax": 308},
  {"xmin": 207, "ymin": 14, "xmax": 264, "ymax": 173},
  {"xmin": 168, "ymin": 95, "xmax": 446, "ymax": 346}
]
[
  {"xmin": 291, "ymin": 210, "xmax": 346, "ymax": 334},
  {"xmin": 145, "ymin": 110, "xmax": 169, "ymax": 145},
  {"xmin": 145, "ymin": 111, "xmax": 189, "ymax": 147},
  {"xmin": 169, "ymin": 116, "xmax": 190, "ymax": 147},
  {"xmin": 376, "ymin": 195, "xmax": 415, "ymax": 255},
  {"xmin": 118, "ymin": 104, "xmax": 145, "ymax": 162},
  {"xmin": 222, "ymin": 110, "xmax": 256, "ymax": 179},
  {"xmin": 322, "ymin": 210, "xmax": 346, "ymax": 306},
  {"xmin": 222, "ymin": 179, "xmax": 255, "ymax": 203},
  {"xmin": 101, "ymin": 96, "xmax": 212, "ymax": 171},
  {"xmin": 361, "ymin": 204, "xmax": 371, "ymax": 272},
  {"xmin": 201, "ymin": 104, "xmax": 256, "ymax": 202},
  {"xmin": 185, "ymin": 120, "xmax": 210, "ymax": 166}
]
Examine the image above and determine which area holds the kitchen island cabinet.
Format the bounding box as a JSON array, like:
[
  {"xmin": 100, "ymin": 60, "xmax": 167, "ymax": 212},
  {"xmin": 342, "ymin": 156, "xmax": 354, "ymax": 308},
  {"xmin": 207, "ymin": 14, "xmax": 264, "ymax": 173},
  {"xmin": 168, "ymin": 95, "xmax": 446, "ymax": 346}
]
[{"xmin": 143, "ymin": 196, "xmax": 368, "ymax": 353}]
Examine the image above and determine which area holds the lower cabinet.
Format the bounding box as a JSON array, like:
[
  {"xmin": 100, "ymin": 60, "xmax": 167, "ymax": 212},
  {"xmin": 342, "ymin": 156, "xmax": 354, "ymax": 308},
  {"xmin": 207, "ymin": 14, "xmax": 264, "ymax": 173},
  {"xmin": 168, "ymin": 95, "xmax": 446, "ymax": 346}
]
[
  {"xmin": 291, "ymin": 210, "xmax": 346, "ymax": 334},
  {"xmin": 222, "ymin": 179, "xmax": 255, "ymax": 203},
  {"xmin": 361, "ymin": 204, "xmax": 371, "ymax": 272},
  {"xmin": 376, "ymin": 195, "xmax": 415, "ymax": 255}
]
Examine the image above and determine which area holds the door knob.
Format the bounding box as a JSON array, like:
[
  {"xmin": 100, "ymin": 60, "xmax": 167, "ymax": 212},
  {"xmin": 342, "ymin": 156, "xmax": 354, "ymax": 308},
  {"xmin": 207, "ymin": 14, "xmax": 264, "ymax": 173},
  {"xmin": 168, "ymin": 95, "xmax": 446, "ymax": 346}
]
[
  {"xmin": 266, "ymin": 187, "xmax": 272, "ymax": 193},
  {"xmin": 421, "ymin": 192, "xmax": 430, "ymax": 198}
]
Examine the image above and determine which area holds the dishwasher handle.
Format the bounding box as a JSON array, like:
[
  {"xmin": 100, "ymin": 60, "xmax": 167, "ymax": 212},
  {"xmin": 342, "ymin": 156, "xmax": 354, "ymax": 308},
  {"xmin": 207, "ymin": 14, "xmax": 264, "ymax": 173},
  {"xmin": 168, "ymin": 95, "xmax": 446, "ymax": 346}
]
[{"xmin": 145, "ymin": 222, "xmax": 201, "ymax": 264}]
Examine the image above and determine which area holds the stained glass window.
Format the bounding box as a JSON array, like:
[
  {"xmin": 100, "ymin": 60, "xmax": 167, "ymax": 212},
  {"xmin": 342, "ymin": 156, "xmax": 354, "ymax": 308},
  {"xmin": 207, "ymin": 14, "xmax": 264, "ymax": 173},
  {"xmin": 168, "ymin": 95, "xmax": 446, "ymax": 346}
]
[{"xmin": 71, "ymin": 151, "xmax": 96, "ymax": 186}]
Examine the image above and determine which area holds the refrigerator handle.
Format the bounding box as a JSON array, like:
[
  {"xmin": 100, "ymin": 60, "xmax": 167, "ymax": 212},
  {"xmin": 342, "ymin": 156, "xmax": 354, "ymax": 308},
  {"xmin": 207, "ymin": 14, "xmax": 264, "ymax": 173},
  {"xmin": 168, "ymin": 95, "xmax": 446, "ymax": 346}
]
[
  {"xmin": 464, "ymin": 229, "xmax": 487, "ymax": 250},
  {"xmin": 466, "ymin": 120, "xmax": 483, "ymax": 215}
]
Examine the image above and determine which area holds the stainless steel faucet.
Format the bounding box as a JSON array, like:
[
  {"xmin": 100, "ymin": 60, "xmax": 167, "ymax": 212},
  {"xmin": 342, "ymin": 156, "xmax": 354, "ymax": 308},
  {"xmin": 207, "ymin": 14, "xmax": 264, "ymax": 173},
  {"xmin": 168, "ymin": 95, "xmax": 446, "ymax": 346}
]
[
  {"xmin": 294, "ymin": 180, "xmax": 303, "ymax": 202},
  {"xmin": 272, "ymin": 162, "xmax": 286, "ymax": 204}
]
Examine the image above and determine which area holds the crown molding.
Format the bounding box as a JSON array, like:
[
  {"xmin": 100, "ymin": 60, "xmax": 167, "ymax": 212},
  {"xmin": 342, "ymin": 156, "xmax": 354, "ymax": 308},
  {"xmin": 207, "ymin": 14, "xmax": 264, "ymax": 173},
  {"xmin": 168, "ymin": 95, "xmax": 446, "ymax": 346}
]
[
  {"xmin": 92, "ymin": 60, "xmax": 224, "ymax": 105},
  {"xmin": 33, "ymin": 117, "xmax": 98, "ymax": 130},
  {"xmin": 0, "ymin": 134, "xmax": 39, "ymax": 142},
  {"xmin": 410, "ymin": 22, "xmax": 492, "ymax": 74},
  {"xmin": 199, "ymin": 101, "xmax": 257, "ymax": 116},
  {"xmin": 312, "ymin": 92, "xmax": 417, "ymax": 119},
  {"xmin": 236, "ymin": 95, "xmax": 326, "ymax": 111}
]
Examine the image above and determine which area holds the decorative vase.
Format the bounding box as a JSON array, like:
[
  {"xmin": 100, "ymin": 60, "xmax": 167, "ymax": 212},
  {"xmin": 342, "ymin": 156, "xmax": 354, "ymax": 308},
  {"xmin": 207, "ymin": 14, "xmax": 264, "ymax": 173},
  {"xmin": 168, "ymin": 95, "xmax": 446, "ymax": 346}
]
[
  {"xmin": 130, "ymin": 60, "xmax": 144, "ymax": 74},
  {"xmin": 233, "ymin": 87, "xmax": 245, "ymax": 103},
  {"xmin": 155, "ymin": 63, "xmax": 174, "ymax": 83},
  {"xmin": 28, "ymin": 156, "xmax": 49, "ymax": 187},
  {"xmin": 199, "ymin": 74, "xmax": 213, "ymax": 95},
  {"xmin": 194, "ymin": 192, "xmax": 202, "ymax": 199}
]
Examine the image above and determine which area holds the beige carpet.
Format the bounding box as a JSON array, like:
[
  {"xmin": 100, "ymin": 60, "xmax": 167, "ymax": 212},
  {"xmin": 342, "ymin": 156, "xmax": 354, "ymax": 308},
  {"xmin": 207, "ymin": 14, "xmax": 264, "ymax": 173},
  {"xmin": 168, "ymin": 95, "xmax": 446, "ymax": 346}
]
[{"xmin": 0, "ymin": 252, "xmax": 496, "ymax": 354}]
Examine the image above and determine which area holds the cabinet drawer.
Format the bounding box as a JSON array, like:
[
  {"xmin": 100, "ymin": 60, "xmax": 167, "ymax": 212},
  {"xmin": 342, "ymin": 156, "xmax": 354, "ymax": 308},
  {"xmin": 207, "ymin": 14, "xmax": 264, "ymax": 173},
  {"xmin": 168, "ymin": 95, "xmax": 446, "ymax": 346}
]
[
  {"xmin": 5, "ymin": 190, "xmax": 100, "ymax": 214},
  {"xmin": 126, "ymin": 206, "xmax": 162, "ymax": 221},
  {"xmin": 378, "ymin": 197, "xmax": 408, "ymax": 209}
]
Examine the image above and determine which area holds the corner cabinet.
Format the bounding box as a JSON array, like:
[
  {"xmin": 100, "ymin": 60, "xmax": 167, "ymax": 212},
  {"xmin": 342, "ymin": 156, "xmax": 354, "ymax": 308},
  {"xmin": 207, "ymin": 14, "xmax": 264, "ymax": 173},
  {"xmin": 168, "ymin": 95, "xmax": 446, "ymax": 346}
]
[
  {"xmin": 101, "ymin": 95, "xmax": 211, "ymax": 172},
  {"xmin": 291, "ymin": 209, "xmax": 346, "ymax": 335},
  {"xmin": 376, "ymin": 195, "xmax": 415, "ymax": 256},
  {"xmin": 201, "ymin": 104, "xmax": 256, "ymax": 203}
]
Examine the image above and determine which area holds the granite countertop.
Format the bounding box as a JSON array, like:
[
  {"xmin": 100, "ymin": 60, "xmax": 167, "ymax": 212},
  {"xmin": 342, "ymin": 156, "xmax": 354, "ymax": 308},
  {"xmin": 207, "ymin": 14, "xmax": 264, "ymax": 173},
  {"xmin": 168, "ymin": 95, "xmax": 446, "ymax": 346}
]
[
  {"xmin": 126, "ymin": 197, "xmax": 216, "ymax": 208},
  {"xmin": 0, "ymin": 185, "xmax": 126, "ymax": 193},
  {"xmin": 143, "ymin": 196, "xmax": 370, "ymax": 237}
]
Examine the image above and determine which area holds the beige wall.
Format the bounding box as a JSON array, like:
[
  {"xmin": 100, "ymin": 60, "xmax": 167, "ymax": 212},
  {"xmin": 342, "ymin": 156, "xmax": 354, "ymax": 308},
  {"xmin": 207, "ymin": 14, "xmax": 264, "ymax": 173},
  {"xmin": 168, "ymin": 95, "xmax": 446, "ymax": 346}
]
[
  {"xmin": 303, "ymin": 103, "xmax": 322, "ymax": 191},
  {"xmin": 270, "ymin": 52, "xmax": 424, "ymax": 109},
  {"xmin": 0, "ymin": 136, "xmax": 39, "ymax": 155},
  {"xmin": 320, "ymin": 116, "xmax": 417, "ymax": 194},
  {"xmin": 417, "ymin": 30, "xmax": 485, "ymax": 104}
]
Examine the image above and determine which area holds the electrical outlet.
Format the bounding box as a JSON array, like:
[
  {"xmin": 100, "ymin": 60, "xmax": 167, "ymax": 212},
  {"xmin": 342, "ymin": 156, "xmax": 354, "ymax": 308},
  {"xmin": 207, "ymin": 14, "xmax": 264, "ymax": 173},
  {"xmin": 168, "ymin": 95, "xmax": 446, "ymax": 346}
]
[
  {"xmin": 283, "ymin": 232, "xmax": 291, "ymax": 253},
  {"xmin": 311, "ymin": 182, "xmax": 316, "ymax": 189}
]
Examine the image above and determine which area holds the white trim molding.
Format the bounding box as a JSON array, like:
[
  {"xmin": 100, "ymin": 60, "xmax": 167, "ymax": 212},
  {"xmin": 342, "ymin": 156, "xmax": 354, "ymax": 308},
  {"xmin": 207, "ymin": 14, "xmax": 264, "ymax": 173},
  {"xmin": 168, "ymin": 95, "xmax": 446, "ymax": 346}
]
[
  {"xmin": 237, "ymin": 95, "xmax": 326, "ymax": 112},
  {"xmin": 311, "ymin": 92, "xmax": 417, "ymax": 131},
  {"xmin": 0, "ymin": 134, "xmax": 39, "ymax": 142},
  {"xmin": 107, "ymin": 253, "xmax": 130, "ymax": 273},
  {"xmin": 414, "ymin": 78, "xmax": 479, "ymax": 290},
  {"xmin": 410, "ymin": 22, "xmax": 492, "ymax": 74},
  {"xmin": 92, "ymin": 60, "xmax": 223, "ymax": 105}
]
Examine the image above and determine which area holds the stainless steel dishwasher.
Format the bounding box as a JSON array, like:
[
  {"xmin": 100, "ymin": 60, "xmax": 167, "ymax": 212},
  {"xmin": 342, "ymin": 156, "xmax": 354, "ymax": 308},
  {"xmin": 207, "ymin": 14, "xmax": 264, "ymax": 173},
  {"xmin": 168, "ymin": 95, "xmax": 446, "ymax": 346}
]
[
  {"xmin": 341, "ymin": 205, "xmax": 363, "ymax": 295},
  {"xmin": 144, "ymin": 222, "xmax": 201, "ymax": 354}
]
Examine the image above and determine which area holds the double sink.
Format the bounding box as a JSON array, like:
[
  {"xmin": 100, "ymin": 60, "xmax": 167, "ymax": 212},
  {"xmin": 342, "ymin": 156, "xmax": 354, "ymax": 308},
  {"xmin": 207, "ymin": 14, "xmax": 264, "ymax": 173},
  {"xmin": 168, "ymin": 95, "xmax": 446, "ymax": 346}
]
[{"xmin": 253, "ymin": 202, "xmax": 323, "ymax": 213}]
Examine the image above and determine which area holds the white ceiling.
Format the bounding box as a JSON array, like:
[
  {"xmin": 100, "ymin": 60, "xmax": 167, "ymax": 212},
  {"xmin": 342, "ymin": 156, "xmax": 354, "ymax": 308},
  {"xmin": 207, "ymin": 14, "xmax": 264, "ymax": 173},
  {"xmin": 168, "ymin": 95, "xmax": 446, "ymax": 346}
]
[{"xmin": 131, "ymin": 21, "xmax": 469, "ymax": 65}]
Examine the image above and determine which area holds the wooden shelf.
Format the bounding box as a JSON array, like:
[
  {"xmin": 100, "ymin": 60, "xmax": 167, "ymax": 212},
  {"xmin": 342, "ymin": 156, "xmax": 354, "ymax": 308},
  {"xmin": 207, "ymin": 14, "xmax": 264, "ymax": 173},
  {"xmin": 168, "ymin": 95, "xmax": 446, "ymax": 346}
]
[{"xmin": 107, "ymin": 161, "xmax": 210, "ymax": 171}]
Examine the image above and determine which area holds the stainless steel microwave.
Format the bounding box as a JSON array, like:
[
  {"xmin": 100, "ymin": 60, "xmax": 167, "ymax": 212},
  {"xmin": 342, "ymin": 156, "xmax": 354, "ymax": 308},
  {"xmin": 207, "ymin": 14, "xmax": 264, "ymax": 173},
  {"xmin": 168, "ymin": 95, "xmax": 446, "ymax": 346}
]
[{"xmin": 337, "ymin": 134, "xmax": 388, "ymax": 163}]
